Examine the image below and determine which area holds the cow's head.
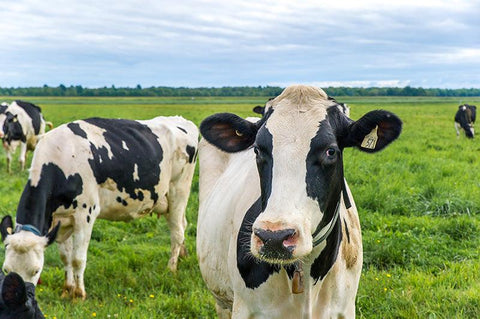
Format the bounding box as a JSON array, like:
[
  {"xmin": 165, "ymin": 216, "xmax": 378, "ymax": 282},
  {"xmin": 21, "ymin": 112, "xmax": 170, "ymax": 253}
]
[
  {"xmin": 0, "ymin": 271, "xmax": 43, "ymax": 319},
  {"xmin": 200, "ymin": 85, "xmax": 402, "ymax": 264},
  {"xmin": 1, "ymin": 216, "xmax": 59, "ymax": 285},
  {"xmin": 2, "ymin": 113, "xmax": 24, "ymax": 145},
  {"xmin": 0, "ymin": 103, "xmax": 9, "ymax": 139}
]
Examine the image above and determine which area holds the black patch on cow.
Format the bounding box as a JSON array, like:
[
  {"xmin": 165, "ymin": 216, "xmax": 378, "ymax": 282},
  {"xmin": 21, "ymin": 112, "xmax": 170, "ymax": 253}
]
[
  {"xmin": 116, "ymin": 196, "xmax": 122, "ymax": 203},
  {"xmin": 15, "ymin": 163, "xmax": 83, "ymax": 235},
  {"xmin": 254, "ymin": 126, "xmax": 274, "ymax": 211},
  {"xmin": 72, "ymin": 118, "xmax": 163, "ymax": 203},
  {"xmin": 306, "ymin": 118, "xmax": 344, "ymax": 230},
  {"xmin": 82, "ymin": 203, "xmax": 87, "ymax": 209},
  {"xmin": 0, "ymin": 104, "xmax": 7, "ymax": 114},
  {"xmin": 122, "ymin": 200, "xmax": 128, "ymax": 206},
  {"xmin": 305, "ymin": 116, "xmax": 345, "ymax": 281},
  {"xmin": 67, "ymin": 122, "xmax": 88, "ymax": 139},
  {"xmin": 343, "ymin": 218, "xmax": 350, "ymax": 243},
  {"xmin": 88, "ymin": 207, "xmax": 92, "ymax": 214},
  {"xmin": 176, "ymin": 126, "xmax": 187, "ymax": 134},
  {"xmin": 3, "ymin": 113, "xmax": 26, "ymax": 145},
  {"xmin": 86, "ymin": 216, "xmax": 90, "ymax": 223},
  {"xmin": 137, "ymin": 191, "xmax": 144, "ymax": 201},
  {"xmin": 310, "ymin": 218, "xmax": 342, "ymax": 282},
  {"xmin": 186, "ymin": 145, "xmax": 196, "ymax": 163},
  {"xmin": 72, "ymin": 200, "xmax": 78, "ymax": 209},
  {"xmin": 15, "ymin": 100, "xmax": 43, "ymax": 135},
  {"xmin": 237, "ymin": 198, "xmax": 296, "ymax": 289}
]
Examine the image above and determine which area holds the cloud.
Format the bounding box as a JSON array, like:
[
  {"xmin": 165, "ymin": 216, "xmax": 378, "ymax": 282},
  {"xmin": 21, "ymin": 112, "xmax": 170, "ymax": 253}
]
[{"xmin": 0, "ymin": 0, "xmax": 478, "ymax": 88}]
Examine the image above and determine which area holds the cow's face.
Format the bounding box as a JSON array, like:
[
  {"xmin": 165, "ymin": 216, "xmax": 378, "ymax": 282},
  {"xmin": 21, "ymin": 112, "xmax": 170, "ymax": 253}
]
[
  {"xmin": 200, "ymin": 85, "xmax": 402, "ymax": 265},
  {"xmin": 1, "ymin": 216, "xmax": 58, "ymax": 285},
  {"xmin": 2, "ymin": 113, "xmax": 23, "ymax": 143},
  {"xmin": 0, "ymin": 105, "xmax": 8, "ymax": 138},
  {"xmin": 0, "ymin": 271, "xmax": 43, "ymax": 318}
]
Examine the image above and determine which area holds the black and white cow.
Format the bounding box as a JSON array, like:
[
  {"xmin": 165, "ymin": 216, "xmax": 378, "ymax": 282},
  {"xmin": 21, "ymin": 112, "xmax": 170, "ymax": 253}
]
[
  {"xmin": 454, "ymin": 103, "xmax": 476, "ymax": 138},
  {"xmin": 0, "ymin": 100, "xmax": 53, "ymax": 172},
  {"xmin": 197, "ymin": 85, "xmax": 402, "ymax": 318},
  {"xmin": 0, "ymin": 267, "xmax": 43, "ymax": 319},
  {"xmin": 0, "ymin": 116, "xmax": 198, "ymax": 300}
]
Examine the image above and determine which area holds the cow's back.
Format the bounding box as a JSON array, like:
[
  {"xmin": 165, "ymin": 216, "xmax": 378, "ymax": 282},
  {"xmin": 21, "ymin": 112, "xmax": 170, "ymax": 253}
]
[{"xmin": 29, "ymin": 116, "xmax": 198, "ymax": 221}]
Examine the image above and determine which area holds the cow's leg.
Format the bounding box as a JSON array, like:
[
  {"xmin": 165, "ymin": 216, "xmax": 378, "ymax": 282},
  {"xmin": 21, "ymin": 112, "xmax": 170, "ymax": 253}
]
[
  {"xmin": 455, "ymin": 122, "xmax": 461, "ymax": 137},
  {"xmin": 165, "ymin": 164, "xmax": 195, "ymax": 271},
  {"xmin": 5, "ymin": 150, "xmax": 11, "ymax": 173},
  {"xmin": 58, "ymin": 236, "xmax": 75, "ymax": 298},
  {"xmin": 70, "ymin": 209, "xmax": 98, "ymax": 300},
  {"xmin": 215, "ymin": 303, "xmax": 232, "ymax": 319},
  {"xmin": 19, "ymin": 142, "xmax": 27, "ymax": 171}
]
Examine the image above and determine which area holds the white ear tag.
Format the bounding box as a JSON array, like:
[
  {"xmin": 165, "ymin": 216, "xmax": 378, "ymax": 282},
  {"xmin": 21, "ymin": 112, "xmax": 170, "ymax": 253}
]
[{"xmin": 361, "ymin": 125, "xmax": 378, "ymax": 149}]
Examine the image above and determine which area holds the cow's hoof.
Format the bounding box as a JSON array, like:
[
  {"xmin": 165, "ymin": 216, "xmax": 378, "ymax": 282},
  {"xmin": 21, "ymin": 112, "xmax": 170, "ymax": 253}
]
[
  {"xmin": 73, "ymin": 288, "xmax": 87, "ymax": 300},
  {"xmin": 168, "ymin": 258, "xmax": 178, "ymax": 272},
  {"xmin": 61, "ymin": 286, "xmax": 74, "ymax": 299},
  {"xmin": 179, "ymin": 245, "xmax": 188, "ymax": 257}
]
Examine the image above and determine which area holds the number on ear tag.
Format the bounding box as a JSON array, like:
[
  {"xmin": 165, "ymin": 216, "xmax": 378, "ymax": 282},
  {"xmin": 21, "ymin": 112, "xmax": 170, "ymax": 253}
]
[{"xmin": 361, "ymin": 125, "xmax": 378, "ymax": 149}]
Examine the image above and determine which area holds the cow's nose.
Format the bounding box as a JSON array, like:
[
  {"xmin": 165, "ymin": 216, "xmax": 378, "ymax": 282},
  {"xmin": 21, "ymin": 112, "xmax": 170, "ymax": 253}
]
[{"xmin": 253, "ymin": 228, "xmax": 297, "ymax": 259}]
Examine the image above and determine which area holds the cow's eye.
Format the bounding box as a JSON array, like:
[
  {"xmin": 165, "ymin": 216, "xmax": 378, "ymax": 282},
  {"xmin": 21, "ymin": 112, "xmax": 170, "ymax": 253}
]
[
  {"xmin": 326, "ymin": 148, "xmax": 336, "ymax": 157},
  {"xmin": 253, "ymin": 146, "xmax": 259, "ymax": 155}
]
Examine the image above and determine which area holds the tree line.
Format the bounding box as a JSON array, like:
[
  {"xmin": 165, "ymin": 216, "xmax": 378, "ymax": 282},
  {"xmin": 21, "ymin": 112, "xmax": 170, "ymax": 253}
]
[{"xmin": 0, "ymin": 85, "xmax": 479, "ymax": 97}]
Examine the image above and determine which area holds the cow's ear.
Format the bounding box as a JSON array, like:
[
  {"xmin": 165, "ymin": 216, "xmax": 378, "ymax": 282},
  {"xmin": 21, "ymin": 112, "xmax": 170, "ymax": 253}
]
[
  {"xmin": 46, "ymin": 222, "xmax": 60, "ymax": 246},
  {"xmin": 340, "ymin": 110, "xmax": 402, "ymax": 152},
  {"xmin": 200, "ymin": 113, "xmax": 258, "ymax": 153},
  {"xmin": 2, "ymin": 272, "xmax": 27, "ymax": 309},
  {"xmin": 1, "ymin": 215, "xmax": 14, "ymax": 242},
  {"xmin": 253, "ymin": 105, "xmax": 264, "ymax": 115}
]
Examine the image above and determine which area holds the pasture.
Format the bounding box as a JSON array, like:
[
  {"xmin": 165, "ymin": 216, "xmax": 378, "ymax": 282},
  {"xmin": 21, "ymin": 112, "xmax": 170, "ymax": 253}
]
[{"xmin": 0, "ymin": 95, "xmax": 479, "ymax": 318}]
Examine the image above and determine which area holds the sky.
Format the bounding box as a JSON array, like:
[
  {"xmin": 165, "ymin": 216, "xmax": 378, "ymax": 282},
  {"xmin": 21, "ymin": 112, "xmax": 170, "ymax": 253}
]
[{"xmin": 1, "ymin": 0, "xmax": 479, "ymax": 89}]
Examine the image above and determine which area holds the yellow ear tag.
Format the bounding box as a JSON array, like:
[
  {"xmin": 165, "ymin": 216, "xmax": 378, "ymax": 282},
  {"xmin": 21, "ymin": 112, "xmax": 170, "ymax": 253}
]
[
  {"xmin": 361, "ymin": 125, "xmax": 378, "ymax": 149},
  {"xmin": 13, "ymin": 117, "xmax": 18, "ymax": 122},
  {"xmin": 235, "ymin": 130, "xmax": 243, "ymax": 137},
  {"xmin": 6, "ymin": 227, "xmax": 12, "ymax": 235}
]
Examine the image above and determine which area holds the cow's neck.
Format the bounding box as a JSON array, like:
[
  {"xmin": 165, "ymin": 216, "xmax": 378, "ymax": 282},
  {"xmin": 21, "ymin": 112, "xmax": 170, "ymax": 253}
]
[{"xmin": 16, "ymin": 178, "xmax": 54, "ymax": 236}]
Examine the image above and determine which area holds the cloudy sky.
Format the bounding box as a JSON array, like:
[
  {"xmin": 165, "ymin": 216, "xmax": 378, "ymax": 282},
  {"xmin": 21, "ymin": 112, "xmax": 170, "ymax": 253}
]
[{"xmin": 1, "ymin": 0, "xmax": 479, "ymax": 88}]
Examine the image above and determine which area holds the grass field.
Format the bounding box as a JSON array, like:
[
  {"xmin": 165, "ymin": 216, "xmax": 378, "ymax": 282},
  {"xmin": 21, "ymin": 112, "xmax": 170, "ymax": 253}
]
[{"xmin": 0, "ymin": 95, "xmax": 479, "ymax": 318}]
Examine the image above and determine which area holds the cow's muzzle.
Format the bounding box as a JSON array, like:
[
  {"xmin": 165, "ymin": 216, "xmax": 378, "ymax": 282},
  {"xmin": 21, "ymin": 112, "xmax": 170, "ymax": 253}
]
[{"xmin": 253, "ymin": 228, "xmax": 297, "ymax": 261}]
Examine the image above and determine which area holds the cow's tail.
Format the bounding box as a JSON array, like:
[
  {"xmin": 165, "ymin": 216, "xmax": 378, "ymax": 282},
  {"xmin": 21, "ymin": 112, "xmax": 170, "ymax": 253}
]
[{"xmin": 45, "ymin": 121, "xmax": 54, "ymax": 130}]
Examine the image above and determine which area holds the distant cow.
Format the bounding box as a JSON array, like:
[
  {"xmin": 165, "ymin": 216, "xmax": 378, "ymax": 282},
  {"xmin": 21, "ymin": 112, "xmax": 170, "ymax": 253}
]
[
  {"xmin": 197, "ymin": 85, "xmax": 402, "ymax": 318},
  {"xmin": 454, "ymin": 104, "xmax": 476, "ymax": 138},
  {"xmin": 1, "ymin": 116, "xmax": 198, "ymax": 300},
  {"xmin": 0, "ymin": 100, "xmax": 53, "ymax": 172},
  {"xmin": 0, "ymin": 268, "xmax": 43, "ymax": 319}
]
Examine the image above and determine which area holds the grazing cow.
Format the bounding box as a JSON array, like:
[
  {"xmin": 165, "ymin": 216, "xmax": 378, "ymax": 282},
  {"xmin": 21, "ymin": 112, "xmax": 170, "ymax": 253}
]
[
  {"xmin": 0, "ymin": 100, "xmax": 53, "ymax": 172},
  {"xmin": 0, "ymin": 116, "xmax": 198, "ymax": 300},
  {"xmin": 454, "ymin": 104, "xmax": 476, "ymax": 138},
  {"xmin": 0, "ymin": 269, "xmax": 43, "ymax": 319},
  {"xmin": 197, "ymin": 85, "xmax": 402, "ymax": 318}
]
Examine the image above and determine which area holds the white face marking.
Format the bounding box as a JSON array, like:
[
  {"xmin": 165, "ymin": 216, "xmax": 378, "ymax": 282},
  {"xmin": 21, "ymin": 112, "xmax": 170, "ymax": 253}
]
[
  {"xmin": 251, "ymin": 88, "xmax": 334, "ymax": 261},
  {"xmin": 3, "ymin": 232, "xmax": 47, "ymax": 285},
  {"xmin": 122, "ymin": 140, "xmax": 129, "ymax": 151}
]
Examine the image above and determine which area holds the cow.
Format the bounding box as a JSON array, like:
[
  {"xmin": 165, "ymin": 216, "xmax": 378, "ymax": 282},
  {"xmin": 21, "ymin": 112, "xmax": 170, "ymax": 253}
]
[
  {"xmin": 197, "ymin": 85, "xmax": 402, "ymax": 318},
  {"xmin": 454, "ymin": 103, "xmax": 476, "ymax": 138},
  {"xmin": 0, "ymin": 268, "xmax": 43, "ymax": 319},
  {"xmin": 0, "ymin": 100, "xmax": 53, "ymax": 172},
  {"xmin": 0, "ymin": 115, "xmax": 198, "ymax": 300}
]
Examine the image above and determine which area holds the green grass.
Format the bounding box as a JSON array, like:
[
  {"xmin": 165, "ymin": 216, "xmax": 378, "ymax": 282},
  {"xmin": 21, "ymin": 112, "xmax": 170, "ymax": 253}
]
[{"xmin": 0, "ymin": 95, "xmax": 479, "ymax": 318}]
